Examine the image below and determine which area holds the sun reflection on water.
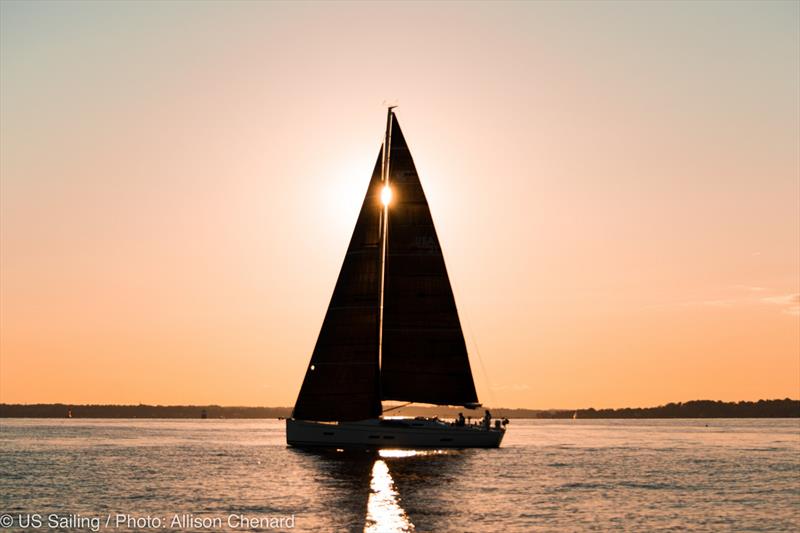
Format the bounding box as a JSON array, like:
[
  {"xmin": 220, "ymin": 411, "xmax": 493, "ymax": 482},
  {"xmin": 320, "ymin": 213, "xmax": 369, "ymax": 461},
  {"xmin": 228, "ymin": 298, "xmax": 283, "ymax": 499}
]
[
  {"xmin": 378, "ymin": 449, "xmax": 451, "ymax": 459},
  {"xmin": 364, "ymin": 459, "xmax": 414, "ymax": 532}
]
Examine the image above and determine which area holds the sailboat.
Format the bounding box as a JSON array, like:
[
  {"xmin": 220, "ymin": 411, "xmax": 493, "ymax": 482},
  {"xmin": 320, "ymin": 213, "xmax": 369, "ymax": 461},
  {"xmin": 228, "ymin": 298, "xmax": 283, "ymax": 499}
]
[{"xmin": 286, "ymin": 108, "xmax": 505, "ymax": 448}]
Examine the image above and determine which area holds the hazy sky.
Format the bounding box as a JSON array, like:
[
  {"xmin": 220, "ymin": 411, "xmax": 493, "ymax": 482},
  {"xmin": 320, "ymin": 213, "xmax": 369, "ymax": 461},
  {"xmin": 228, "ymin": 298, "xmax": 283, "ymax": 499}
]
[{"xmin": 1, "ymin": 1, "xmax": 798, "ymax": 408}]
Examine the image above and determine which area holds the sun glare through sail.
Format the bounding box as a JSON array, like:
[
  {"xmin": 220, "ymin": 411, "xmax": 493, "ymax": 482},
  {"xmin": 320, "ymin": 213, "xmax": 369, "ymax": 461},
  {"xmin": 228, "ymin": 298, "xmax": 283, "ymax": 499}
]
[{"xmin": 381, "ymin": 185, "xmax": 393, "ymax": 206}]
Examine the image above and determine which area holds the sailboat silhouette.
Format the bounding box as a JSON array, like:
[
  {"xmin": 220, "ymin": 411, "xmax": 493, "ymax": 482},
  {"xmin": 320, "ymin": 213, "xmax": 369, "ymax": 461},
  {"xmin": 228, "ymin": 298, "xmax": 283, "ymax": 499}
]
[{"xmin": 286, "ymin": 109, "xmax": 505, "ymax": 448}]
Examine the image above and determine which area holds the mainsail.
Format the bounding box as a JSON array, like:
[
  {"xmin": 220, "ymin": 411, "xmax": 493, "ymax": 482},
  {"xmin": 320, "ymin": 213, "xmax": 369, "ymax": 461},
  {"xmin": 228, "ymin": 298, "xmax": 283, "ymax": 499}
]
[
  {"xmin": 293, "ymin": 111, "xmax": 479, "ymax": 421},
  {"xmin": 292, "ymin": 151, "xmax": 384, "ymax": 421},
  {"xmin": 380, "ymin": 115, "xmax": 479, "ymax": 406}
]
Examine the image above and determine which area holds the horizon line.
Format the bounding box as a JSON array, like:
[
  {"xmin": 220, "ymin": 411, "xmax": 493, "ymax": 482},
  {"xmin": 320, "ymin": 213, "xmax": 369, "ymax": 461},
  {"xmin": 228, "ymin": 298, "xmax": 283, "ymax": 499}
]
[{"xmin": 1, "ymin": 398, "xmax": 797, "ymax": 411}]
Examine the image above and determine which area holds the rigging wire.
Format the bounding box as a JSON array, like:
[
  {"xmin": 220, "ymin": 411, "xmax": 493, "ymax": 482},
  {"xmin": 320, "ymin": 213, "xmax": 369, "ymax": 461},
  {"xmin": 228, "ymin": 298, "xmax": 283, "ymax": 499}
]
[
  {"xmin": 445, "ymin": 255, "xmax": 498, "ymax": 409},
  {"xmin": 423, "ymin": 162, "xmax": 497, "ymax": 409}
]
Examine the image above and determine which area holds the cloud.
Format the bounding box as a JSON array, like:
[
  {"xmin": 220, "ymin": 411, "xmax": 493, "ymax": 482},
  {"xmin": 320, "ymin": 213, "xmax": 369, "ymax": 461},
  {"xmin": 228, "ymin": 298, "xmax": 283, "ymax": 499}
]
[
  {"xmin": 761, "ymin": 293, "xmax": 800, "ymax": 316},
  {"xmin": 683, "ymin": 290, "xmax": 800, "ymax": 316},
  {"xmin": 761, "ymin": 293, "xmax": 800, "ymax": 305},
  {"xmin": 731, "ymin": 285, "xmax": 767, "ymax": 292},
  {"xmin": 698, "ymin": 299, "xmax": 738, "ymax": 307}
]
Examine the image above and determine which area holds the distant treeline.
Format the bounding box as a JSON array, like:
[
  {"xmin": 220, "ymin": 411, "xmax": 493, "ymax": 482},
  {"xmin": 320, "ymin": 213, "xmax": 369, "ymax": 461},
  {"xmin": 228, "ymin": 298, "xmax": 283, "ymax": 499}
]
[
  {"xmin": 538, "ymin": 399, "xmax": 800, "ymax": 419},
  {"xmin": 0, "ymin": 399, "xmax": 797, "ymax": 419},
  {"xmin": 0, "ymin": 404, "xmax": 290, "ymax": 419},
  {"xmin": 394, "ymin": 399, "xmax": 800, "ymax": 419}
]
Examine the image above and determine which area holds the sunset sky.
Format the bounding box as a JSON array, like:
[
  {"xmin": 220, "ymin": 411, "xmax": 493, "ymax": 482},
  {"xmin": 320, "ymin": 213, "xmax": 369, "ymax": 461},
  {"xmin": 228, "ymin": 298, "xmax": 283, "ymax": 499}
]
[{"xmin": 1, "ymin": 1, "xmax": 798, "ymax": 409}]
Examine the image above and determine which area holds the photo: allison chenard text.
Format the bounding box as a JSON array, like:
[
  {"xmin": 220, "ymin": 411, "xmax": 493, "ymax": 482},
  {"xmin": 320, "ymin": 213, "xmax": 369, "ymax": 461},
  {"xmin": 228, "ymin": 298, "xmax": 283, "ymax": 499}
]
[{"xmin": 3, "ymin": 513, "xmax": 297, "ymax": 530}]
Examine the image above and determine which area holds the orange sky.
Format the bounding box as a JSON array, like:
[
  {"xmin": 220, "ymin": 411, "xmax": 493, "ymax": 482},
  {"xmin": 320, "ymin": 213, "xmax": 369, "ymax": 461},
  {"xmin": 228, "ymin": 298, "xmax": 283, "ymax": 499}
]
[{"xmin": 1, "ymin": 1, "xmax": 798, "ymax": 408}]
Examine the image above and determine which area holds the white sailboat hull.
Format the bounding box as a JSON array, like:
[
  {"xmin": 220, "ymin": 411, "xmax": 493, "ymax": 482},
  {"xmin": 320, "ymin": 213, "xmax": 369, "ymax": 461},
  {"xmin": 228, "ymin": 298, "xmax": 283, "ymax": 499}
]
[{"xmin": 286, "ymin": 417, "xmax": 505, "ymax": 449}]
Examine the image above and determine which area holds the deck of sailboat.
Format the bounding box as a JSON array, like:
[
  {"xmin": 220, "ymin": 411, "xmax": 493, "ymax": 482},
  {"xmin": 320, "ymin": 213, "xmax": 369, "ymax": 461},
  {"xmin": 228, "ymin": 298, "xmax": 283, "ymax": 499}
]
[{"xmin": 286, "ymin": 417, "xmax": 505, "ymax": 449}]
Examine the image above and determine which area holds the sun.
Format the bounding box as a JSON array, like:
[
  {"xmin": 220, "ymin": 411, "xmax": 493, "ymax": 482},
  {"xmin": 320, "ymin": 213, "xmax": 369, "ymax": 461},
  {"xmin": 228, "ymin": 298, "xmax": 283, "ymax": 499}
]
[{"xmin": 381, "ymin": 185, "xmax": 393, "ymax": 206}]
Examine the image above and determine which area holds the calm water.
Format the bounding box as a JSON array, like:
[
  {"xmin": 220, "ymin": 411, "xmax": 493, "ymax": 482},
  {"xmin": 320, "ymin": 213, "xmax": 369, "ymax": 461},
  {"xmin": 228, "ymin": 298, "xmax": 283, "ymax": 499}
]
[{"xmin": 1, "ymin": 419, "xmax": 798, "ymax": 532}]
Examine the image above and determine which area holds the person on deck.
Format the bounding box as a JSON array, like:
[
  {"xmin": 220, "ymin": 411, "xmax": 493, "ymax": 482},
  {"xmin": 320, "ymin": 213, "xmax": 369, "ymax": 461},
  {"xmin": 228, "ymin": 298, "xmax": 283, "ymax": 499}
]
[
  {"xmin": 457, "ymin": 412, "xmax": 465, "ymax": 426},
  {"xmin": 483, "ymin": 409, "xmax": 492, "ymax": 429}
]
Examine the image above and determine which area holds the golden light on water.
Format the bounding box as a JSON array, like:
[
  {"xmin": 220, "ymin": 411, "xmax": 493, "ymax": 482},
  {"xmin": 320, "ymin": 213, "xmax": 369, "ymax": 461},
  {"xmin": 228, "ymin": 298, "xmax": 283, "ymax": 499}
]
[
  {"xmin": 381, "ymin": 185, "xmax": 392, "ymax": 206},
  {"xmin": 365, "ymin": 459, "xmax": 414, "ymax": 532},
  {"xmin": 378, "ymin": 449, "xmax": 450, "ymax": 458}
]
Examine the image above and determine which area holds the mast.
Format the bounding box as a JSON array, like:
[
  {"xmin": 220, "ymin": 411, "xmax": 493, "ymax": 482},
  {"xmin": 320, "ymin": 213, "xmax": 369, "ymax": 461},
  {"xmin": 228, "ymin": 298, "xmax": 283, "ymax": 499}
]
[{"xmin": 377, "ymin": 106, "xmax": 395, "ymax": 396}]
